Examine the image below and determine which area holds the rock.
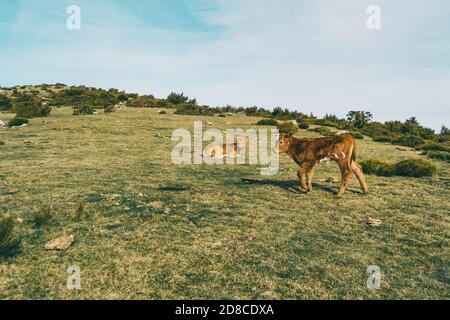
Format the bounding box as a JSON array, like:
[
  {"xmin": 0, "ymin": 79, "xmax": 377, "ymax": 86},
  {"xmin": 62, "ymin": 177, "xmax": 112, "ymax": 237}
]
[
  {"xmin": 16, "ymin": 218, "xmax": 23, "ymax": 224},
  {"xmin": 367, "ymin": 218, "xmax": 382, "ymax": 227},
  {"xmin": 0, "ymin": 119, "xmax": 6, "ymax": 127},
  {"xmin": 24, "ymin": 140, "xmax": 33, "ymax": 145},
  {"xmin": 226, "ymin": 122, "xmax": 232, "ymax": 125},
  {"xmin": 45, "ymin": 235, "xmax": 75, "ymax": 250},
  {"xmin": 147, "ymin": 201, "xmax": 163, "ymax": 208},
  {"xmin": 6, "ymin": 189, "xmax": 19, "ymax": 195}
]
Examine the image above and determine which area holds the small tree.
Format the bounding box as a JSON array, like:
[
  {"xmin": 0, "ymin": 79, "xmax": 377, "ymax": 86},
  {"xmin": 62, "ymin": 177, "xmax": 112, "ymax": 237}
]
[
  {"xmin": 0, "ymin": 216, "xmax": 21, "ymax": 258},
  {"xmin": 346, "ymin": 111, "xmax": 373, "ymax": 129},
  {"xmin": 14, "ymin": 94, "xmax": 51, "ymax": 118},
  {"xmin": 277, "ymin": 122, "xmax": 298, "ymax": 137},
  {"xmin": 0, "ymin": 94, "xmax": 13, "ymax": 111},
  {"xmin": 167, "ymin": 92, "xmax": 189, "ymax": 105},
  {"xmin": 73, "ymin": 104, "xmax": 94, "ymax": 115}
]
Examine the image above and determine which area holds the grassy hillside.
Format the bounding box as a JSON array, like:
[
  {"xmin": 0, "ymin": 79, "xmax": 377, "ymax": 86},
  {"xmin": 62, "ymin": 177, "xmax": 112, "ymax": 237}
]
[{"xmin": 0, "ymin": 107, "xmax": 449, "ymax": 299}]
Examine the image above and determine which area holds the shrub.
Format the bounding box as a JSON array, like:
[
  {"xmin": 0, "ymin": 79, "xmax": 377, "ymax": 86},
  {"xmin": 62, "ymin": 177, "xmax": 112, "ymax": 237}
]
[
  {"xmin": 393, "ymin": 159, "xmax": 436, "ymax": 177},
  {"xmin": 32, "ymin": 205, "xmax": 54, "ymax": 227},
  {"xmin": 349, "ymin": 131, "xmax": 364, "ymax": 139},
  {"xmin": 360, "ymin": 159, "xmax": 394, "ymax": 177},
  {"xmin": 104, "ymin": 105, "xmax": 116, "ymax": 113},
  {"xmin": 14, "ymin": 95, "xmax": 51, "ymax": 118},
  {"xmin": 393, "ymin": 135, "xmax": 425, "ymax": 148},
  {"xmin": 256, "ymin": 118, "xmax": 279, "ymax": 126},
  {"xmin": 309, "ymin": 126, "xmax": 334, "ymax": 136},
  {"xmin": 298, "ymin": 122, "xmax": 310, "ymax": 130},
  {"xmin": 218, "ymin": 114, "xmax": 226, "ymax": 118},
  {"xmin": 0, "ymin": 141, "xmax": 5, "ymax": 146},
  {"xmin": 417, "ymin": 143, "xmax": 450, "ymax": 153},
  {"xmin": 8, "ymin": 118, "xmax": 29, "ymax": 127},
  {"xmin": 277, "ymin": 122, "xmax": 298, "ymax": 137},
  {"xmin": 372, "ymin": 135, "xmax": 395, "ymax": 143},
  {"xmin": 127, "ymin": 96, "xmax": 170, "ymax": 108},
  {"xmin": 167, "ymin": 92, "xmax": 189, "ymax": 105},
  {"xmin": 174, "ymin": 104, "xmax": 218, "ymax": 116},
  {"xmin": 0, "ymin": 216, "xmax": 21, "ymax": 258},
  {"xmin": 73, "ymin": 104, "xmax": 94, "ymax": 115},
  {"xmin": 423, "ymin": 151, "xmax": 450, "ymax": 163},
  {"xmin": 314, "ymin": 119, "xmax": 337, "ymax": 127},
  {"xmin": 0, "ymin": 94, "xmax": 13, "ymax": 111}
]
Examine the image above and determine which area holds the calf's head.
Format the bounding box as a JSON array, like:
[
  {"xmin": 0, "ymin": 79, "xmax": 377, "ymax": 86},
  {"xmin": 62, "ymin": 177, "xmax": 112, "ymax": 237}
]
[{"xmin": 274, "ymin": 134, "xmax": 291, "ymax": 153}]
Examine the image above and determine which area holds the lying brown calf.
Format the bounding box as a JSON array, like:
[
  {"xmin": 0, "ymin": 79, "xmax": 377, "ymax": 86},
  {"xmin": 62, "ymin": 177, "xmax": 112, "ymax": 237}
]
[{"xmin": 274, "ymin": 134, "xmax": 369, "ymax": 197}]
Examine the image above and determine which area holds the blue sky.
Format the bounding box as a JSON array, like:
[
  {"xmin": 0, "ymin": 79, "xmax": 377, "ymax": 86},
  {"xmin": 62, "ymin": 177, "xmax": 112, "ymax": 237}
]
[{"xmin": 0, "ymin": 0, "xmax": 449, "ymax": 130}]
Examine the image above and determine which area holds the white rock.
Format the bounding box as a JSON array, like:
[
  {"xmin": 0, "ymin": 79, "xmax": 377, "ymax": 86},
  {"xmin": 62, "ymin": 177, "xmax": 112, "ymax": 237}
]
[
  {"xmin": 0, "ymin": 119, "xmax": 6, "ymax": 127},
  {"xmin": 367, "ymin": 218, "xmax": 382, "ymax": 227},
  {"xmin": 45, "ymin": 235, "xmax": 75, "ymax": 250}
]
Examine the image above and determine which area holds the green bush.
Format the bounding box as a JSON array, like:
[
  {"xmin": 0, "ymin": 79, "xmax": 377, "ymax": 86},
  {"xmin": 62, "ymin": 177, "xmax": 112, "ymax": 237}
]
[
  {"xmin": 393, "ymin": 135, "xmax": 425, "ymax": 148},
  {"xmin": 349, "ymin": 131, "xmax": 364, "ymax": 139},
  {"xmin": 298, "ymin": 122, "xmax": 310, "ymax": 130},
  {"xmin": 0, "ymin": 94, "xmax": 13, "ymax": 111},
  {"xmin": 256, "ymin": 118, "xmax": 279, "ymax": 126},
  {"xmin": 0, "ymin": 141, "xmax": 5, "ymax": 146},
  {"xmin": 308, "ymin": 126, "xmax": 334, "ymax": 136},
  {"xmin": 372, "ymin": 135, "xmax": 395, "ymax": 143},
  {"xmin": 393, "ymin": 159, "xmax": 436, "ymax": 177},
  {"xmin": 73, "ymin": 104, "xmax": 94, "ymax": 115},
  {"xmin": 8, "ymin": 118, "xmax": 29, "ymax": 127},
  {"xmin": 360, "ymin": 159, "xmax": 394, "ymax": 177},
  {"xmin": 361, "ymin": 158, "xmax": 436, "ymax": 177},
  {"xmin": 417, "ymin": 143, "xmax": 450, "ymax": 153},
  {"xmin": 423, "ymin": 151, "xmax": 450, "ymax": 163},
  {"xmin": 167, "ymin": 92, "xmax": 189, "ymax": 105},
  {"xmin": 32, "ymin": 205, "xmax": 54, "ymax": 227},
  {"xmin": 14, "ymin": 95, "xmax": 51, "ymax": 118},
  {"xmin": 104, "ymin": 105, "xmax": 116, "ymax": 113},
  {"xmin": 0, "ymin": 216, "xmax": 21, "ymax": 258},
  {"xmin": 174, "ymin": 104, "xmax": 218, "ymax": 116},
  {"xmin": 314, "ymin": 119, "xmax": 337, "ymax": 127},
  {"xmin": 277, "ymin": 122, "xmax": 298, "ymax": 136},
  {"xmin": 127, "ymin": 96, "xmax": 171, "ymax": 109}
]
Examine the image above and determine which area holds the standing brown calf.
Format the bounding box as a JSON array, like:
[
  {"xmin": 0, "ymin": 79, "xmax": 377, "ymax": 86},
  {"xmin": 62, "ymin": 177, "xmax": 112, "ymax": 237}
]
[{"xmin": 274, "ymin": 134, "xmax": 369, "ymax": 197}]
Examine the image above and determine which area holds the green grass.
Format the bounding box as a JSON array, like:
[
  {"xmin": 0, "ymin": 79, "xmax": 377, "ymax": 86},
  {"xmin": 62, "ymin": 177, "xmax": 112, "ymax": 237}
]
[{"xmin": 0, "ymin": 107, "xmax": 449, "ymax": 299}]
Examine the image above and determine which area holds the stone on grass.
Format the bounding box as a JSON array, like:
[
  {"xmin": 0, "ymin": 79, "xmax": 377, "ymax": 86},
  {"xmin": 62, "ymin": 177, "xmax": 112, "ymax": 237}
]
[
  {"xmin": 147, "ymin": 201, "xmax": 163, "ymax": 208},
  {"xmin": 45, "ymin": 235, "xmax": 75, "ymax": 251},
  {"xmin": 367, "ymin": 218, "xmax": 382, "ymax": 227}
]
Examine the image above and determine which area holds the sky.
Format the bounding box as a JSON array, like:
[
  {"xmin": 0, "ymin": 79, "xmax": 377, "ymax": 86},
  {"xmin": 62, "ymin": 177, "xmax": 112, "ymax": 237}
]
[{"xmin": 0, "ymin": 0, "xmax": 449, "ymax": 130}]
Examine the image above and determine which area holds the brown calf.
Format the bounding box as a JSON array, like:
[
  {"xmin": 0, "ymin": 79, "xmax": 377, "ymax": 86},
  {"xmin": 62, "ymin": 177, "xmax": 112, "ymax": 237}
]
[{"xmin": 275, "ymin": 134, "xmax": 369, "ymax": 197}]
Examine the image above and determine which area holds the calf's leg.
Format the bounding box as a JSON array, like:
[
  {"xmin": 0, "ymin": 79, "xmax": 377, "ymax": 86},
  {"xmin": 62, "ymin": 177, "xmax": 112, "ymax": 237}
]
[
  {"xmin": 306, "ymin": 168, "xmax": 315, "ymax": 193},
  {"xmin": 337, "ymin": 161, "xmax": 353, "ymax": 197},
  {"xmin": 351, "ymin": 161, "xmax": 369, "ymax": 193},
  {"xmin": 297, "ymin": 167, "xmax": 308, "ymax": 191}
]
